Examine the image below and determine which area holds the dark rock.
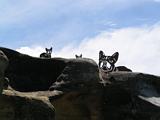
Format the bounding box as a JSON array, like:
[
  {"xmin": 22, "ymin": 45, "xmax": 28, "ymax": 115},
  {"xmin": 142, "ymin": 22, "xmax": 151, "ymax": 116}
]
[
  {"xmin": 3, "ymin": 77, "xmax": 9, "ymax": 89},
  {"xmin": 103, "ymin": 72, "xmax": 160, "ymax": 120},
  {"xmin": 1, "ymin": 47, "xmax": 159, "ymax": 120},
  {"xmin": 49, "ymin": 58, "xmax": 99, "ymax": 91},
  {"xmin": 0, "ymin": 50, "xmax": 9, "ymax": 93},
  {"xmin": 116, "ymin": 66, "xmax": 132, "ymax": 72},
  {"xmin": 0, "ymin": 89, "xmax": 55, "ymax": 120},
  {"xmin": 0, "ymin": 47, "xmax": 67, "ymax": 92},
  {"xmin": 50, "ymin": 71, "xmax": 160, "ymax": 120}
]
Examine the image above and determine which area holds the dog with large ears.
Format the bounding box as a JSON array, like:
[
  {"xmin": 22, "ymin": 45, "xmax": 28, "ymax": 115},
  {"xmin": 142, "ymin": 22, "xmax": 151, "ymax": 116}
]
[
  {"xmin": 106, "ymin": 52, "xmax": 119, "ymax": 72},
  {"xmin": 75, "ymin": 54, "xmax": 82, "ymax": 58},
  {"xmin": 40, "ymin": 47, "xmax": 52, "ymax": 58},
  {"xmin": 99, "ymin": 51, "xmax": 119, "ymax": 72}
]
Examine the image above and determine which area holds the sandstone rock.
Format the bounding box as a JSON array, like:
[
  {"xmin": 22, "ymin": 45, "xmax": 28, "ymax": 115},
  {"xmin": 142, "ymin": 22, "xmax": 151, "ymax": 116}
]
[
  {"xmin": 102, "ymin": 72, "xmax": 160, "ymax": 120},
  {"xmin": 2, "ymin": 47, "xmax": 159, "ymax": 120},
  {"xmin": 50, "ymin": 72, "xmax": 160, "ymax": 120},
  {"xmin": 49, "ymin": 58, "xmax": 99, "ymax": 91},
  {"xmin": 0, "ymin": 50, "xmax": 9, "ymax": 94},
  {"xmin": 0, "ymin": 89, "xmax": 55, "ymax": 120}
]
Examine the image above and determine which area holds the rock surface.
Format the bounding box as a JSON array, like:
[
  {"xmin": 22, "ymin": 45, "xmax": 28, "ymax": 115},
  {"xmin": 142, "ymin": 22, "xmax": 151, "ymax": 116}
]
[
  {"xmin": 116, "ymin": 66, "xmax": 132, "ymax": 72},
  {"xmin": 0, "ymin": 47, "xmax": 99, "ymax": 92},
  {"xmin": 1, "ymin": 47, "xmax": 160, "ymax": 120},
  {"xmin": 49, "ymin": 58, "xmax": 99, "ymax": 91},
  {"xmin": 0, "ymin": 50, "xmax": 9, "ymax": 93},
  {"xmin": 0, "ymin": 89, "xmax": 55, "ymax": 120},
  {"xmin": 103, "ymin": 72, "xmax": 160, "ymax": 120},
  {"xmin": 0, "ymin": 47, "xmax": 67, "ymax": 91},
  {"xmin": 50, "ymin": 71, "xmax": 160, "ymax": 120}
]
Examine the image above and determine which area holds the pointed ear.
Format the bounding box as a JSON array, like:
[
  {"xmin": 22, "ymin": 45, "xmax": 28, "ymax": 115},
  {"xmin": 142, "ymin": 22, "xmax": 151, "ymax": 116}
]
[
  {"xmin": 45, "ymin": 48, "xmax": 47, "ymax": 51},
  {"xmin": 80, "ymin": 54, "xmax": 82, "ymax": 57},
  {"xmin": 50, "ymin": 47, "xmax": 52, "ymax": 50},
  {"xmin": 112, "ymin": 52, "xmax": 119, "ymax": 57},
  {"xmin": 115, "ymin": 52, "xmax": 119, "ymax": 56},
  {"xmin": 112, "ymin": 52, "xmax": 119, "ymax": 62},
  {"xmin": 75, "ymin": 55, "xmax": 78, "ymax": 58}
]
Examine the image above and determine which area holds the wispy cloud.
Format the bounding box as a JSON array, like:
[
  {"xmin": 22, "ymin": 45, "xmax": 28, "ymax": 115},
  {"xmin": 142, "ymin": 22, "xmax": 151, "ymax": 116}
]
[
  {"xmin": 0, "ymin": 0, "xmax": 140, "ymax": 25},
  {"xmin": 1, "ymin": 0, "xmax": 160, "ymax": 49},
  {"xmin": 17, "ymin": 23, "xmax": 160, "ymax": 76}
]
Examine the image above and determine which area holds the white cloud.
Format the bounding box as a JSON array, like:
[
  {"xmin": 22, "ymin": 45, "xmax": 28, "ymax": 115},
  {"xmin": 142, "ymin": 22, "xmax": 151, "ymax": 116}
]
[
  {"xmin": 17, "ymin": 24, "xmax": 160, "ymax": 76},
  {"xmin": 16, "ymin": 46, "xmax": 44, "ymax": 57}
]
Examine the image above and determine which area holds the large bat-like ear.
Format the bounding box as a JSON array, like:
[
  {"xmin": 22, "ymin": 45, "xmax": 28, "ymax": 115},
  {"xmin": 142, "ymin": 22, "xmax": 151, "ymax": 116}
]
[
  {"xmin": 80, "ymin": 54, "xmax": 82, "ymax": 57},
  {"xmin": 45, "ymin": 48, "xmax": 48, "ymax": 51},
  {"xmin": 50, "ymin": 47, "xmax": 52, "ymax": 53},
  {"xmin": 75, "ymin": 55, "xmax": 78, "ymax": 58},
  {"xmin": 111, "ymin": 52, "xmax": 119, "ymax": 63},
  {"xmin": 99, "ymin": 50, "xmax": 103, "ymax": 54}
]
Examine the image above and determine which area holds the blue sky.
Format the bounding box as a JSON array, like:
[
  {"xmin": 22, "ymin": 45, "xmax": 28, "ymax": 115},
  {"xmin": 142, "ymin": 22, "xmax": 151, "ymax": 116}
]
[{"xmin": 1, "ymin": 0, "xmax": 160, "ymax": 75}]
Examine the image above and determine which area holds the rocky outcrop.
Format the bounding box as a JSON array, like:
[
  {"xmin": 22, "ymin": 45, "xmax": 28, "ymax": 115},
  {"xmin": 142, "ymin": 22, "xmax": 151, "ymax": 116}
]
[
  {"xmin": 0, "ymin": 47, "xmax": 67, "ymax": 91},
  {"xmin": 0, "ymin": 50, "xmax": 9, "ymax": 93},
  {"xmin": 1, "ymin": 47, "xmax": 160, "ymax": 120},
  {"xmin": 49, "ymin": 58, "xmax": 99, "ymax": 91},
  {"xmin": 116, "ymin": 66, "xmax": 132, "ymax": 72},
  {"xmin": 50, "ymin": 71, "xmax": 160, "ymax": 120},
  {"xmin": 0, "ymin": 47, "xmax": 99, "ymax": 92},
  {"xmin": 102, "ymin": 72, "xmax": 160, "ymax": 120},
  {"xmin": 0, "ymin": 89, "xmax": 55, "ymax": 120}
]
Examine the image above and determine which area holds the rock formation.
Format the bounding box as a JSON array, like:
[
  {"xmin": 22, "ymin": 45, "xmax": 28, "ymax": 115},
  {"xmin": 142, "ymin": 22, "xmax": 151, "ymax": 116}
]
[
  {"xmin": 116, "ymin": 66, "xmax": 132, "ymax": 72},
  {"xmin": 0, "ymin": 50, "xmax": 9, "ymax": 94},
  {"xmin": 49, "ymin": 58, "xmax": 99, "ymax": 91},
  {"xmin": 0, "ymin": 89, "xmax": 55, "ymax": 120},
  {"xmin": 0, "ymin": 47, "xmax": 66, "ymax": 91},
  {"xmin": 50, "ymin": 72, "xmax": 160, "ymax": 120},
  {"xmin": 1, "ymin": 47, "xmax": 160, "ymax": 120}
]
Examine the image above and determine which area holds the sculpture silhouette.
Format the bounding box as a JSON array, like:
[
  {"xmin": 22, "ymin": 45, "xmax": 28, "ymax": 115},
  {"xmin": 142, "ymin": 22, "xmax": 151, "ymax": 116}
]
[{"xmin": 40, "ymin": 47, "xmax": 52, "ymax": 58}]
